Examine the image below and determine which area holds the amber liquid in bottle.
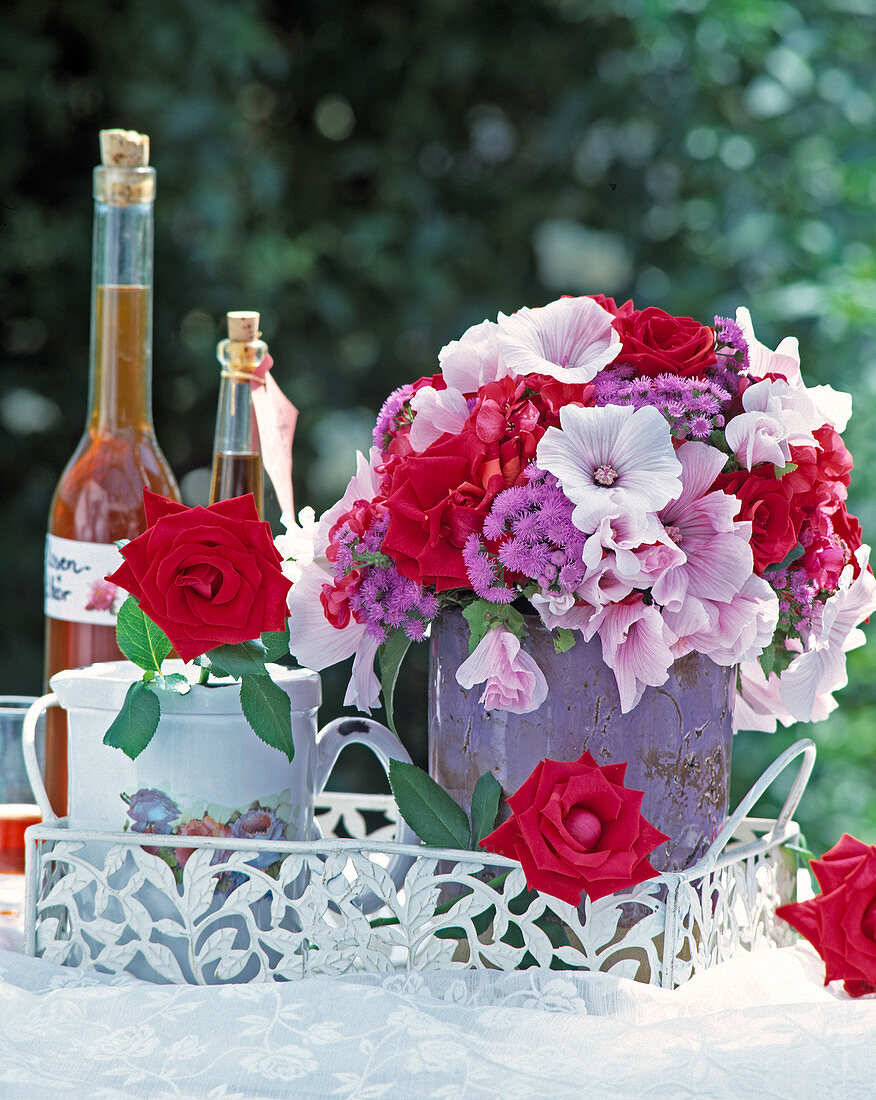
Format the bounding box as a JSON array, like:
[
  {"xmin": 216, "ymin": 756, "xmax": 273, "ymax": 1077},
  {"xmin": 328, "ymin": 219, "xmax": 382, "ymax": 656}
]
[
  {"xmin": 43, "ymin": 133, "xmax": 179, "ymax": 817},
  {"xmin": 210, "ymin": 453, "xmax": 265, "ymax": 515},
  {"xmin": 209, "ymin": 311, "xmax": 267, "ymax": 517}
]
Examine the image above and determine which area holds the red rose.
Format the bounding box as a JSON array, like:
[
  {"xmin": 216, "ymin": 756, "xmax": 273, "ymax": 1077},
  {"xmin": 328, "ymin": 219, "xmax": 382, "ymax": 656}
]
[
  {"xmin": 614, "ymin": 306, "xmax": 717, "ymax": 378},
  {"xmin": 585, "ymin": 293, "xmax": 636, "ymax": 319},
  {"xmin": 381, "ymin": 430, "xmax": 497, "ymax": 590},
  {"xmin": 713, "ymin": 466, "xmax": 801, "ymax": 574},
  {"xmin": 107, "ymin": 491, "xmax": 291, "ymax": 662},
  {"xmin": 777, "ymin": 834, "xmax": 876, "ymax": 997},
  {"xmin": 381, "ymin": 380, "xmax": 543, "ymax": 590},
  {"xmin": 480, "ymin": 751, "xmax": 668, "ymax": 905}
]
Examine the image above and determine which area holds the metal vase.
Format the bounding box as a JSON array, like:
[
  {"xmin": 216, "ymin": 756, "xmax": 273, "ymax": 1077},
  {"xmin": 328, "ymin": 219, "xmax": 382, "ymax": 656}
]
[{"xmin": 428, "ymin": 609, "xmax": 735, "ymax": 872}]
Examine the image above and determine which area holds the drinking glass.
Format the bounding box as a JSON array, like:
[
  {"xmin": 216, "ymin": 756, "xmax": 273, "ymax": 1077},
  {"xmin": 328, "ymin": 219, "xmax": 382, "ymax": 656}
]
[{"xmin": 0, "ymin": 697, "xmax": 43, "ymax": 873}]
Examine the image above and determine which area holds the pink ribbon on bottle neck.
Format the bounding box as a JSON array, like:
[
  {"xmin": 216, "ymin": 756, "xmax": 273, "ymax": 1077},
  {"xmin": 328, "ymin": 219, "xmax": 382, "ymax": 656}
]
[{"xmin": 250, "ymin": 354, "xmax": 298, "ymax": 518}]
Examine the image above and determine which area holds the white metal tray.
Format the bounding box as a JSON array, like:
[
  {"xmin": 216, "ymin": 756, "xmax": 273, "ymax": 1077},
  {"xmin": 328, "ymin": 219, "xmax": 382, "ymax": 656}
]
[{"xmin": 23, "ymin": 739, "xmax": 814, "ymax": 988}]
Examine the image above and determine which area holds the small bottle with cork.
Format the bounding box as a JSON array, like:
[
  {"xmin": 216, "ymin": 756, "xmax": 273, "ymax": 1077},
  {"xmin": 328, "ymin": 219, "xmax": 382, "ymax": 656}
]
[{"xmin": 209, "ymin": 311, "xmax": 268, "ymax": 517}]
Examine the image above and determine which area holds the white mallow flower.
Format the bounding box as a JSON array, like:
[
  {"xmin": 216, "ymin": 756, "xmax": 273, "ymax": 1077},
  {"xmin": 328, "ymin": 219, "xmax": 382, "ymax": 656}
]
[
  {"xmin": 275, "ymin": 506, "xmax": 318, "ymax": 585},
  {"xmin": 529, "ymin": 590, "xmax": 594, "ymax": 632},
  {"xmin": 724, "ymin": 378, "xmax": 815, "ymax": 470},
  {"xmin": 779, "ymin": 545, "xmax": 876, "ymax": 722},
  {"xmin": 497, "ymin": 295, "xmax": 621, "ymax": 384},
  {"xmin": 536, "ymin": 403, "xmax": 683, "ymax": 534},
  {"xmin": 735, "ymin": 306, "xmax": 852, "ymax": 432},
  {"xmin": 438, "ymin": 318, "xmax": 509, "ymax": 393}
]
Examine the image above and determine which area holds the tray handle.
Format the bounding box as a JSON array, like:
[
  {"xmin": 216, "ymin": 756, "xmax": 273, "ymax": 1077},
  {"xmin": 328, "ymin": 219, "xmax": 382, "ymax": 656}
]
[{"xmin": 699, "ymin": 737, "xmax": 816, "ymax": 869}]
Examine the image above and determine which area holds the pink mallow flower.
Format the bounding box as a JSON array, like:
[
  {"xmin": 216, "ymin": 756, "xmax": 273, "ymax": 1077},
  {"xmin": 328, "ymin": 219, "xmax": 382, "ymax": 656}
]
[
  {"xmin": 497, "ymin": 295, "xmax": 621, "ymax": 384},
  {"xmin": 408, "ymin": 385, "xmax": 470, "ymax": 452},
  {"xmin": 455, "ymin": 626, "xmax": 549, "ymax": 714},
  {"xmin": 736, "ymin": 306, "xmax": 851, "ymax": 433},
  {"xmin": 582, "ymin": 596, "xmax": 677, "ymax": 713},
  {"xmin": 779, "ymin": 545, "xmax": 876, "ymax": 723},
  {"xmin": 649, "ymin": 441, "xmax": 754, "ymax": 611},
  {"xmin": 407, "ymin": 320, "xmax": 511, "ymax": 452},
  {"xmin": 438, "ymin": 319, "xmax": 509, "ymax": 393},
  {"xmin": 663, "ymin": 573, "xmax": 778, "ymax": 666}
]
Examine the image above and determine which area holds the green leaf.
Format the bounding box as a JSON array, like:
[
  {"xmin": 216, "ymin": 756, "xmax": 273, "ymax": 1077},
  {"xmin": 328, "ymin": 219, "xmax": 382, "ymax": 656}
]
[
  {"xmin": 379, "ymin": 629, "xmax": 412, "ymax": 737},
  {"xmin": 239, "ymin": 674, "xmax": 294, "ymax": 761},
  {"xmin": 116, "ymin": 597, "xmax": 172, "ymax": 672},
  {"xmin": 461, "ymin": 600, "xmax": 530, "ymax": 656},
  {"xmin": 388, "ymin": 759, "xmax": 470, "ymax": 849},
  {"xmin": 152, "ymin": 672, "xmax": 191, "ymax": 695},
  {"xmin": 461, "ymin": 600, "xmax": 491, "ymax": 654},
  {"xmin": 553, "ymin": 627, "xmax": 576, "ymax": 654},
  {"xmin": 261, "ymin": 625, "xmax": 290, "ymax": 663},
  {"xmin": 206, "ymin": 641, "xmax": 269, "ymax": 680},
  {"xmin": 102, "ymin": 680, "xmax": 161, "ymax": 760},
  {"xmin": 469, "ymin": 770, "xmax": 502, "ymax": 848},
  {"xmin": 758, "ymin": 644, "xmax": 775, "ymax": 678}
]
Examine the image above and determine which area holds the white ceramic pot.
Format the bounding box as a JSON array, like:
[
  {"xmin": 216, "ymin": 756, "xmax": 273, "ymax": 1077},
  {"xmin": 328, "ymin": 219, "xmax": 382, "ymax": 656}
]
[{"xmin": 23, "ymin": 661, "xmax": 414, "ymax": 849}]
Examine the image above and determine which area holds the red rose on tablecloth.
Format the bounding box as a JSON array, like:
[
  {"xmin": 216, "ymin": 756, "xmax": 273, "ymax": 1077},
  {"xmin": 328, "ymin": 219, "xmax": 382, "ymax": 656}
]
[
  {"xmin": 713, "ymin": 466, "xmax": 802, "ymax": 574},
  {"xmin": 479, "ymin": 751, "xmax": 669, "ymax": 905},
  {"xmin": 776, "ymin": 834, "xmax": 876, "ymax": 998},
  {"xmin": 613, "ymin": 306, "xmax": 717, "ymax": 378},
  {"xmin": 106, "ymin": 490, "xmax": 291, "ymax": 662}
]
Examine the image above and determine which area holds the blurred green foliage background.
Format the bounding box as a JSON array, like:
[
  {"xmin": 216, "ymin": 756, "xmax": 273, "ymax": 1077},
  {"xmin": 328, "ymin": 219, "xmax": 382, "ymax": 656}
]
[{"xmin": 1, "ymin": 0, "xmax": 874, "ymax": 853}]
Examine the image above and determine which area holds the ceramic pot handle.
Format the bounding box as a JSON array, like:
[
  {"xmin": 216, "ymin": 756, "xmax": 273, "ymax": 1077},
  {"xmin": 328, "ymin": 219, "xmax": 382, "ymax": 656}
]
[
  {"xmin": 22, "ymin": 693, "xmax": 59, "ymax": 825},
  {"xmin": 314, "ymin": 716, "xmax": 419, "ymax": 846},
  {"xmin": 314, "ymin": 716, "xmax": 419, "ymax": 908}
]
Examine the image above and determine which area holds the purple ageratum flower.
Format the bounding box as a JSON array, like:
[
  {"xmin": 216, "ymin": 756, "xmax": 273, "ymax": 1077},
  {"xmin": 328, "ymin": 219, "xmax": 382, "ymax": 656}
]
[
  {"xmin": 373, "ymin": 384, "xmax": 416, "ymax": 452},
  {"xmin": 766, "ymin": 565, "xmax": 819, "ymax": 634},
  {"xmin": 592, "ymin": 369, "xmax": 730, "ymax": 442},
  {"xmin": 463, "ymin": 535, "xmax": 515, "ymax": 603},
  {"xmin": 332, "ymin": 511, "xmax": 439, "ymax": 645},
  {"xmin": 714, "ymin": 316, "xmax": 749, "ymax": 373},
  {"xmin": 125, "ymin": 788, "xmax": 181, "ymax": 834},
  {"xmin": 482, "ymin": 466, "xmax": 588, "ymax": 601}
]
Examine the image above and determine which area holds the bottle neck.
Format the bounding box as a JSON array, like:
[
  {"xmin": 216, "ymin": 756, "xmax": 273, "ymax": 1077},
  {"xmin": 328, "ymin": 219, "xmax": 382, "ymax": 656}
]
[
  {"xmin": 210, "ymin": 340, "xmax": 266, "ymax": 515},
  {"xmin": 87, "ymin": 196, "xmax": 155, "ymax": 433},
  {"xmin": 213, "ymin": 373, "xmax": 261, "ymax": 456}
]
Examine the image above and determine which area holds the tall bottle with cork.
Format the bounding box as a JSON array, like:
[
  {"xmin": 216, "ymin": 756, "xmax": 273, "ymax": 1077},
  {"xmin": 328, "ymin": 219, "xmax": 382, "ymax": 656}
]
[
  {"xmin": 43, "ymin": 129, "xmax": 180, "ymax": 816},
  {"xmin": 210, "ymin": 311, "xmax": 267, "ymax": 517}
]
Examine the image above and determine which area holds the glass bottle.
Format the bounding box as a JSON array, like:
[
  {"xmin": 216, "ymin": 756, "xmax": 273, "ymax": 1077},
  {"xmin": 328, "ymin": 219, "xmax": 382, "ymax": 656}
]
[
  {"xmin": 209, "ymin": 311, "xmax": 267, "ymax": 517},
  {"xmin": 43, "ymin": 129, "xmax": 180, "ymax": 816}
]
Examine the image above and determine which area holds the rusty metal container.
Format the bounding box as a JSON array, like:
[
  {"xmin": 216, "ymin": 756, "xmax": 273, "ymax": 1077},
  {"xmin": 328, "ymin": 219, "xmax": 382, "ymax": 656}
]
[{"xmin": 428, "ymin": 609, "xmax": 735, "ymax": 872}]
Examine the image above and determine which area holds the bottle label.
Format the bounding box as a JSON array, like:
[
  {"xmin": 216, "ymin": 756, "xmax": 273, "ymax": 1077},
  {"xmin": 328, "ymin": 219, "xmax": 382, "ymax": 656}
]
[{"xmin": 44, "ymin": 535, "xmax": 125, "ymax": 626}]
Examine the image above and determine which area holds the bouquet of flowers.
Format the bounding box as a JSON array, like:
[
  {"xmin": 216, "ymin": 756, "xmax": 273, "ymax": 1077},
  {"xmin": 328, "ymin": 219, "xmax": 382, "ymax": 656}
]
[{"xmin": 285, "ymin": 294, "xmax": 876, "ymax": 732}]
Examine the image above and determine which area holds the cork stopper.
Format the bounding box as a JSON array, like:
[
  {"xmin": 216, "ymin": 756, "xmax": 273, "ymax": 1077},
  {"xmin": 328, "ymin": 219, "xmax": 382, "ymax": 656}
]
[
  {"xmin": 219, "ymin": 312, "xmax": 268, "ymax": 377},
  {"xmin": 227, "ymin": 311, "xmax": 260, "ymax": 343},
  {"xmin": 100, "ymin": 129, "xmax": 150, "ymax": 167},
  {"xmin": 94, "ymin": 128, "xmax": 155, "ymax": 205}
]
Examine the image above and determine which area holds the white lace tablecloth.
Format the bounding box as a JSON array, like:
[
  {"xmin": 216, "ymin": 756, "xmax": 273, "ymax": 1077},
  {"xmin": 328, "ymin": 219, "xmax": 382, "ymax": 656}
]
[{"xmin": 1, "ymin": 874, "xmax": 874, "ymax": 1099}]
